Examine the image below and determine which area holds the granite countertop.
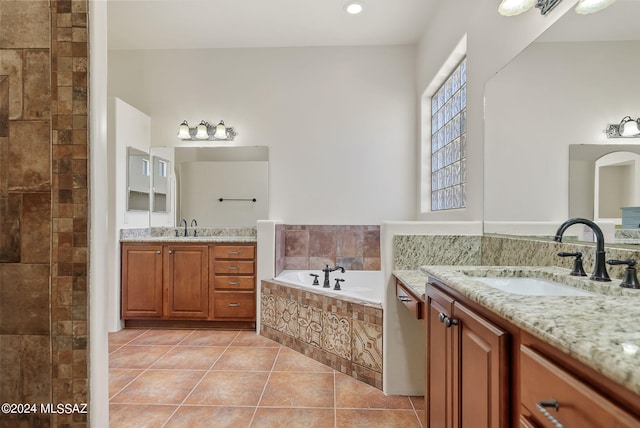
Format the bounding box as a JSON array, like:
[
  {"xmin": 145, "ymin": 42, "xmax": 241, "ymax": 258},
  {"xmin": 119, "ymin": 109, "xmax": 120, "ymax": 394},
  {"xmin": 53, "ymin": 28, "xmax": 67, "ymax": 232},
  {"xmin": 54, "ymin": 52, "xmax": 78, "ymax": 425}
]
[
  {"xmin": 418, "ymin": 265, "xmax": 640, "ymax": 397},
  {"xmin": 393, "ymin": 269, "xmax": 428, "ymax": 300},
  {"xmin": 120, "ymin": 236, "xmax": 257, "ymax": 243}
]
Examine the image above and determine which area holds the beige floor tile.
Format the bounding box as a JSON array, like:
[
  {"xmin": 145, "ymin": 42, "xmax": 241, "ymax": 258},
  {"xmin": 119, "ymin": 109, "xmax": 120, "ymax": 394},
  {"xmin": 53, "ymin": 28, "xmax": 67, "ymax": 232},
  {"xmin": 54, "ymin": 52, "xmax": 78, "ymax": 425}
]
[
  {"xmin": 151, "ymin": 346, "xmax": 226, "ymax": 370},
  {"xmin": 109, "ymin": 345, "xmax": 173, "ymax": 369},
  {"xmin": 178, "ymin": 329, "xmax": 239, "ymax": 347},
  {"xmin": 212, "ymin": 346, "xmax": 279, "ymax": 371},
  {"xmin": 251, "ymin": 407, "xmax": 335, "ymax": 428},
  {"xmin": 165, "ymin": 405, "xmax": 255, "ymax": 428},
  {"xmin": 109, "ymin": 403, "xmax": 176, "ymax": 428},
  {"xmin": 108, "ymin": 368, "xmax": 143, "ymax": 399},
  {"xmin": 335, "ymin": 372, "xmax": 412, "ymax": 409},
  {"xmin": 259, "ymin": 372, "xmax": 334, "ymax": 408},
  {"xmin": 231, "ymin": 330, "xmax": 281, "ymax": 347},
  {"xmin": 335, "ymin": 409, "xmax": 422, "ymax": 428},
  {"xmin": 185, "ymin": 371, "xmax": 270, "ymax": 406},
  {"xmin": 128, "ymin": 329, "xmax": 193, "ymax": 345},
  {"xmin": 110, "ymin": 369, "xmax": 205, "ymax": 405},
  {"xmin": 272, "ymin": 347, "xmax": 334, "ymax": 373},
  {"xmin": 108, "ymin": 328, "xmax": 148, "ymax": 345}
]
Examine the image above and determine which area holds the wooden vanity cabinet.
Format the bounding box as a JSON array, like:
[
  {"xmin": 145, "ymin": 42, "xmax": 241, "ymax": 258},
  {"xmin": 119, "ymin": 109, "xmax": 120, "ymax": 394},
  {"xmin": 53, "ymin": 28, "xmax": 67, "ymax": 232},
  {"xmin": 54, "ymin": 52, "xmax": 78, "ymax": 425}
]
[
  {"xmin": 520, "ymin": 337, "xmax": 639, "ymax": 428},
  {"xmin": 165, "ymin": 244, "xmax": 209, "ymax": 319},
  {"xmin": 396, "ymin": 278, "xmax": 423, "ymax": 320},
  {"xmin": 121, "ymin": 243, "xmax": 164, "ymax": 318},
  {"xmin": 210, "ymin": 244, "xmax": 256, "ymax": 321},
  {"xmin": 121, "ymin": 242, "xmax": 257, "ymax": 324},
  {"xmin": 426, "ymin": 283, "xmax": 509, "ymax": 428}
]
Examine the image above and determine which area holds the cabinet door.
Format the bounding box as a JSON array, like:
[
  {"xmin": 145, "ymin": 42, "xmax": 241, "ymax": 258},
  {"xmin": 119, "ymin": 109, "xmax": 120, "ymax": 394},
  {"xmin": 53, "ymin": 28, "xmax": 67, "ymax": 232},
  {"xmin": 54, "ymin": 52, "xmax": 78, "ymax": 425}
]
[
  {"xmin": 165, "ymin": 245, "xmax": 209, "ymax": 319},
  {"xmin": 426, "ymin": 285, "xmax": 455, "ymax": 428},
  {"xmin": 453, "ymin": 302, "xmax": 509, "ymax": 428},
  {"xmin": 121, "ymin": 244, "xmax": 163, "ymax": 318}
]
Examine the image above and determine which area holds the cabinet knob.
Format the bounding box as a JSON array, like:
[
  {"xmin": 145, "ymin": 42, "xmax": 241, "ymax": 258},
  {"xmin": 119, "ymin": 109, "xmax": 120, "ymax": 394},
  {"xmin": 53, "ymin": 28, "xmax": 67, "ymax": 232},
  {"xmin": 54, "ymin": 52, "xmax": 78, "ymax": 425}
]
[
  {"xmin": 536, "ymin": 400, "xmax": 564, "ymax": 428},
  {"xmin": 438, "ymin": 312, "xmax": 458, "ymax": 328},
  {"xmin": 168, "ymin": 250, "xmax": 173, "ymax": 254},
  {"xmin": 156, "ymin": 250, "xmax": 161, "ymax": 254}
]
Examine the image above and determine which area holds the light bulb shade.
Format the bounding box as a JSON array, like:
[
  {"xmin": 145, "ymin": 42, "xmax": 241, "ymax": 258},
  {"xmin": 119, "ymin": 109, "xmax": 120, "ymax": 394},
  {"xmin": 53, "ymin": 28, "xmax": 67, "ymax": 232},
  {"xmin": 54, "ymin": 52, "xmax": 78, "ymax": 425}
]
[
  {"xmin": 178, "ymin": 120, "xmax": 191, "ymax": 139},
  {"xmin": 620, "ymin": 116, "xmax": 640, "ymax": 137},
  {"xmin": 213, "ymin": 120, "xmax": 227, "ymax": 139},
  {"xmin": 575, "ymin": 0, "xmax": 616, "ymax": 14},
  {"xmin": 195, "ymin": 121, "xmax": 209, "ymax": 139},
  {"xmin": 498, "ymin": 0, "xmax": 536, "ymax": 16}
]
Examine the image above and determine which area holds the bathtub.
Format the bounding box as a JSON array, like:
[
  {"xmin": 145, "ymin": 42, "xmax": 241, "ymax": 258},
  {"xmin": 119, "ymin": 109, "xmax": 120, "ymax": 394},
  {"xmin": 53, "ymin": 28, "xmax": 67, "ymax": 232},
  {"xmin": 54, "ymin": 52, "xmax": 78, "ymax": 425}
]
[
  {"xmin": 273, "ymin": 269, "xmax": 383, "ymax": 306},
  {"xmin": 261, "ymin": 269, "xmax": 385, "ymax": 389}
]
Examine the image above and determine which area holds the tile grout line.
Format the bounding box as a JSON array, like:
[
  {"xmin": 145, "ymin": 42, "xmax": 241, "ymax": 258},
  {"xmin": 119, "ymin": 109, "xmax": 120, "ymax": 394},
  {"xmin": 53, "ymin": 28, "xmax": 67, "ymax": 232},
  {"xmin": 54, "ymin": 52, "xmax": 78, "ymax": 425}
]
[
  {"xmin": 110, "ymin": 329, "xmax": 195, "ymax": 405},
  {"xmin": 160, "ymin": 329, "xmax": 242, "ymax": 428},
  {"xmin": 333, "ymin": 371, "xmax": 338, "ymax": 428},
  {"xmin": 247, "ymin": 344, "xmax": 284, "ymax": 427}
]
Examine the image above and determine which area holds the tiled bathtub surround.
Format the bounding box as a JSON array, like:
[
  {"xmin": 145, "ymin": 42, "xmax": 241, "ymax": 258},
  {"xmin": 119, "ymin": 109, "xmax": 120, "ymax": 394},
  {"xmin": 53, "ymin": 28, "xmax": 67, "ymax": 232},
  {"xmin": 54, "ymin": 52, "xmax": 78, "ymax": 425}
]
[
  {"xmin": 0, "ymin": 2, "xmax": 89, "ymax": 427},
  {"xmin": 392, "ymin": 233, "xmax": 640, "ymax": 280},
  {"xmin": 261, "ymin": 280, "xmax": 383, "ymax": 389},
  {"xmin": 275, "ymin": 224, "xmax": 380, "ymax": 274}
]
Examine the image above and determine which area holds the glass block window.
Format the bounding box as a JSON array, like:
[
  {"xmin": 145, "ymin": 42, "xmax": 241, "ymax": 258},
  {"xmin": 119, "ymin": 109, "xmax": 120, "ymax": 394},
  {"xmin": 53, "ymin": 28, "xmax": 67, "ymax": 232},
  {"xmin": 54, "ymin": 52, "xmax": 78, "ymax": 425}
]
[{"xmin": 431, "ymin": 58, "xmax": 467, "ymax": 211}]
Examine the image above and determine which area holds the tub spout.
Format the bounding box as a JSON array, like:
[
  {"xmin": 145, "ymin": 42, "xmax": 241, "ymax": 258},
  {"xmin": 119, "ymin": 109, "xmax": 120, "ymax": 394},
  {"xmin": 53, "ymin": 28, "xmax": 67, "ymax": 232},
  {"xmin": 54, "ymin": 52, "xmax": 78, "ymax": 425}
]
[{"xmin": 322, "ymin": 265, "xmax": 346, "ymax": 288}]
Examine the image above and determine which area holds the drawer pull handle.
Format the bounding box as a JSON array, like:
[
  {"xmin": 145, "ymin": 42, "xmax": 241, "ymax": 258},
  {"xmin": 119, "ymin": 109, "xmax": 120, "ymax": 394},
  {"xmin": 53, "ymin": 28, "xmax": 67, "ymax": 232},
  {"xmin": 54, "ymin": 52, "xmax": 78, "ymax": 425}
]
[
  {"xmin": 228, "ymin": 303, "xmax": 240, "ymax": 307},
  {"xmin": 398, "ymin": 296, "xmax": 412, "ymax": 302},
  {"xmin": 228, "ymin": 281, "xmax": 240, "ymax": 285},
  {"xmin": 228, "ymin": 251, "xmax": 240, "ymax": 255},
  {"xmin": 228, "ymin": 266, "xmax": 239, "ymax": 270},
  {"xmin": 536, "ymin": 400, "xmax": 564, "ymax": 428}
]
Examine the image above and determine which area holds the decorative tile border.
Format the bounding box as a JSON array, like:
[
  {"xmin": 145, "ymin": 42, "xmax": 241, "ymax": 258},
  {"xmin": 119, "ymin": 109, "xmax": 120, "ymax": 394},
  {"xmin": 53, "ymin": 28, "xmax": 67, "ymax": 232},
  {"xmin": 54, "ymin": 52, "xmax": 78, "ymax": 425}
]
[{"xmin": 261, "ymin": 279, "xmax": 383, "ymax": 389}]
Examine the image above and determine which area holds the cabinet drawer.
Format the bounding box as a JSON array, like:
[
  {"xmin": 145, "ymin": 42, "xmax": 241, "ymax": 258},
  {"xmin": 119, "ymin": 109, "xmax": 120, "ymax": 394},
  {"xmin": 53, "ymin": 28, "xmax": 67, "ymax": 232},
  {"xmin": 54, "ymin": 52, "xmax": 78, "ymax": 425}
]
[
  {"xmin": 214, "ymin": 261, "xmax": 254, "ymax": 274},
  {"xmin": 213, "ymin": 245, "xmax": 255, "ymax": 259},
  {"xmin": 520, "ymin": 345, "xmax": 638, "ymax": 428},
  {"xmin": 213, "ymin": 292, "xmax": 255, "ymax": 319},
  {"xmin": 213, "ymin": 276, "xmax": 255, "ymax": 291},
  {"xmin": 396, "ymin": 281, "xmax": 422, "ymax": 319}
]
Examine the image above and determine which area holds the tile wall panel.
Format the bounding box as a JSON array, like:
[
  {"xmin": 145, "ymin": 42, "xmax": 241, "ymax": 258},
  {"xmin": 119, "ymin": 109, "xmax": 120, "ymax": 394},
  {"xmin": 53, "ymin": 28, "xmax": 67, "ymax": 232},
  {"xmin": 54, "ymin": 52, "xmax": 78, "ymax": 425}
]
[
  {"xmin": 277, "ymin": 225, "xmax": 381, "ymax": 274},
  {"xmin": 0, "ymin": 1, "xmax": 89, "ymax": 426}
]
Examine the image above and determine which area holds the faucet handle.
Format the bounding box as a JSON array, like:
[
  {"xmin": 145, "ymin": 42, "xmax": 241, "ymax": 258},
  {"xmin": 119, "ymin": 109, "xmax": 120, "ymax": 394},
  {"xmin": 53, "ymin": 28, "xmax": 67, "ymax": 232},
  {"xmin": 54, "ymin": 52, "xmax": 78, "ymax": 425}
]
[
  {"xmin": 557, "ymin": 252, "xmax": 587, "ymax": 277},
  {"xmin": 333, "ymin": 278, "xmax": 344, "ymax": 290},
  {"xmin": 606, "ymin": 259, "xmax": 640, "ymax": 289},
  {"xmin": 309, "ymin": 273, "xmax": 320, "ymax": 286}
]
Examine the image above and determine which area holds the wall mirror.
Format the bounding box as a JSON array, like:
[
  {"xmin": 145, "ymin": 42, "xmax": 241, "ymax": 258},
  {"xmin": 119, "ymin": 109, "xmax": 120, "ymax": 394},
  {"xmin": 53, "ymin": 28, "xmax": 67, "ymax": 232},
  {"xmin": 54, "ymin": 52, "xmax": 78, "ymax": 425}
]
[
  {"xmin": 152, "ymin": 155, "xmax": 170, "ymax": 212},
  {"xmin": 483, "ymin": 1, "xmax": 640, "ymax": 241},
  {"xmin": 149, "ymin": 146, "xmax": 269, "ymax": 228},
  {"xmin": 126, "ymin": 147, "xmax": 150, "ymax": 211}
]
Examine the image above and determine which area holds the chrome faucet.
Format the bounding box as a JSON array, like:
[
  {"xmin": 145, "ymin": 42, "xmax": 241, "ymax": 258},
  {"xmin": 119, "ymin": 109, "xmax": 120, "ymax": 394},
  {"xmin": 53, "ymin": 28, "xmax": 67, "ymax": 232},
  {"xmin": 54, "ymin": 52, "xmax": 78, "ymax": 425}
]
[
  {"xmin": 554, "ymin": 218, "xmax": 610, "ymax": 282},
  {"xmin": 321, "ymin": 264, "xmax": 345, "ymax": 288},
  {"xmin": 179, "ymin": 218, "xmax": 187, "ymax": 237}
]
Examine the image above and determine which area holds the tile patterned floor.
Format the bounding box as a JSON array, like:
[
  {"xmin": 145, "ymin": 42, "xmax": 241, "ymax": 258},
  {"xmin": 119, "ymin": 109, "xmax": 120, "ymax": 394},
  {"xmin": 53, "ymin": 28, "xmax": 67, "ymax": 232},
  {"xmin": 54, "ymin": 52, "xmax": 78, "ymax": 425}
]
[{"xmin": 109, "ymin": 329, "xmax": 425, "ymax": 428}]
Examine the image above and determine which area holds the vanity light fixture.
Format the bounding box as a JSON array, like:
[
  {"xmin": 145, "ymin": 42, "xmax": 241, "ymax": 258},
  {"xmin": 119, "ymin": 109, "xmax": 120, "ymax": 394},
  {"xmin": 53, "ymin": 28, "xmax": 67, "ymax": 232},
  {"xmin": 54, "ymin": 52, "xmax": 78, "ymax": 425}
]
[
  {"xmin": 177, "ymin": 120, "xmax": 237, "ymax": 141},
  {"xmin": 575, "ymin": 0, "xmax": 617, "ymax": 14},
  {"xmin": 605, "ymin": 116, "xmax": 640, "ymax": 138},
  {"xmin": 344, "ymin": 1, "xmax": 364, "ymax": 15},
  {"xmin": 499, "ymin": 0, "xmax": 616, "ymax": 16}
]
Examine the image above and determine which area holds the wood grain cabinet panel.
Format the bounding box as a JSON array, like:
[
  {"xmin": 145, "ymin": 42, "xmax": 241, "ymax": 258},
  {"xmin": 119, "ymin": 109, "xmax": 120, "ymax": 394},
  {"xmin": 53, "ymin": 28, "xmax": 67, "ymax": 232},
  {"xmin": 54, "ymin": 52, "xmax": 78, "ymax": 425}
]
[
  {"xmin": 165, "ymin": 244, "xmax": 209, "ymax": 319},
  {"xmin": 210, "ymin": 243, "xmax": 256, "ymax": 321},
  {"xmin": 426, "ymin": 283, "xmax": 509, "ymax": 428},
  {"xmin": 121, "ymin": 244, "xmax": 164, "ymax": 318},
  {"xmin": 520, "ymin": 345, "xmax": 638, "ymax": 428}
]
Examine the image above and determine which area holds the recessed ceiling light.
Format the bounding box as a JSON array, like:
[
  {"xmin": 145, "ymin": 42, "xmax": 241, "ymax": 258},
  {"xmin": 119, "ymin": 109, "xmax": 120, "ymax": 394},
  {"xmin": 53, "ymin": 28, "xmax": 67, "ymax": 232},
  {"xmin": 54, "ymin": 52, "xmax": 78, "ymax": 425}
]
[{"xmin": 344, "ymin": 1, "xmax": 364, "ymax": 15}]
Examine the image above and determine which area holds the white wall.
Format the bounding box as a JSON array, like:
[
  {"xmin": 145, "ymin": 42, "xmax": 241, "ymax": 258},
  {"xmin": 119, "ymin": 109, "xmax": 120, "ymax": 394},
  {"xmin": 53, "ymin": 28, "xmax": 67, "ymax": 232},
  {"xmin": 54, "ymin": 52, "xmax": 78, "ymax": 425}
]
[
  {"xmin": 108, "ymin": 46, "xmax": 417, "ymax": 225},
  {"xmin": 484, "ymin": 41, "xmax": 640, "ymax": 223}
]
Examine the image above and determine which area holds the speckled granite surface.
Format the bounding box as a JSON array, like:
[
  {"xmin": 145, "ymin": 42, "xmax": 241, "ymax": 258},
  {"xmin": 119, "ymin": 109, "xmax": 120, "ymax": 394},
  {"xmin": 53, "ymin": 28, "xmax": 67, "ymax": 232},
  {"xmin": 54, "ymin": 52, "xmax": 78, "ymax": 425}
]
[
  {"xmin": 120, "ymin": 227, "xmax": 257, "ymax": 243},
  {"xmin": 420, "ymin": 265, "xmax": 640, "ymax": 396},
  {"xmin": 616, "ymin": 229, "xmax": 640, "ymax": 245},
  {"xmin": 393, "ymin": 270, "xmax": 428, "ymax": 300}
]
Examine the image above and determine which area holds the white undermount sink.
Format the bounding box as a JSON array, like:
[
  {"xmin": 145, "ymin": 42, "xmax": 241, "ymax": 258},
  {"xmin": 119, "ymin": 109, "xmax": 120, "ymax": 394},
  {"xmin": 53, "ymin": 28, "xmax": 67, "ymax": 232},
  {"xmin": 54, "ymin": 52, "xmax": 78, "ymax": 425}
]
[{"xmin": 472, "ymin": 277, "xmax": 597, "ymax": 297}]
